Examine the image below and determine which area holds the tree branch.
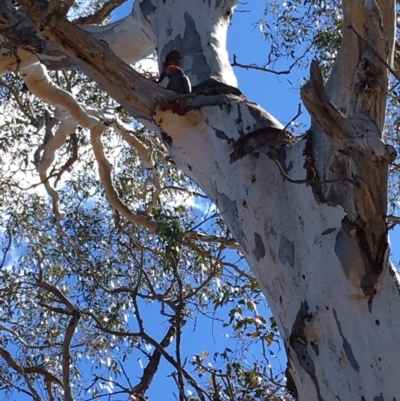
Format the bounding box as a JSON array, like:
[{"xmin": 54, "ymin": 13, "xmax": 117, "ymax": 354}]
[
  {"xmin": 36, "ymin": 265, "xmax": 81, "ymax": 401},
  {"xmin": 301, "ymin": 61, "xmax": 396, "ymax": 163},
  {"xmin": 232, "ymin": 47, "xmax": 309, "ymax": 75},
  {"xmin": 90, "ymin": 118, "xmax": 159, "ymax": 232},
  {"xmin": 0, "ymin": 346, "xmax": 63, "ymax": 391},
  {"xmin": 74, "ymin": 0, "xmax": 128, "ymax": 25},
  {"xmin": 131, "ymin": 324, "xmax": 178, "ymax": 396},
  {"xmin": 16, "ymin": 0, "xmax": 171, "ymax": 120},
  {"xmin": 63, "ymin": 310, "xmax": 81, "ymax": 401}
]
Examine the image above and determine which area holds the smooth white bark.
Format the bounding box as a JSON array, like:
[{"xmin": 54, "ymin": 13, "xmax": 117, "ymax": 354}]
[
  {"xmin": 135, "ymin": 0, "xmax": 238, "ymax": 86},
  {"xmin": 156, "ymin": 98, "xmax": 400, "ymax": 399}
]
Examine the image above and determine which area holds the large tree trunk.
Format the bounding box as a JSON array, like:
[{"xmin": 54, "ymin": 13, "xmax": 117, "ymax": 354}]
[{"xmin": 13, "ymin": 0, "xmax": 400, "ymax": 399}]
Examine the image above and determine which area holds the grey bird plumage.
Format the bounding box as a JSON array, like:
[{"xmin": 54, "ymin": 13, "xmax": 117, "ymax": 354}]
[{"xmin": 158, "ymin": 65, "xmax": 191, "ymax": 94}]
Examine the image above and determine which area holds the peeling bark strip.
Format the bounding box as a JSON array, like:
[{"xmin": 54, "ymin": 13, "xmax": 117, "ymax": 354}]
[{"xmin": 8, "ymin": 0, "xmax": 400, "ymax": 399}]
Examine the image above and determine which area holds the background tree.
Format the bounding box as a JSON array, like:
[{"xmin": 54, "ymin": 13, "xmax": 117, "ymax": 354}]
[{"xmin": 0, "ymin": 1, "xmax": 398, "ymax": 401}]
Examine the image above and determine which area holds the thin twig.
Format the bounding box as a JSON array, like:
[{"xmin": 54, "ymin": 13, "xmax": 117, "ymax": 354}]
[
  {"xmin": 232, "ymin": 46, "xmax": 310, "ymax": 75},
  {"xmin": 273, "ymin": 157, "xmax": 357, "ymax": 186}
]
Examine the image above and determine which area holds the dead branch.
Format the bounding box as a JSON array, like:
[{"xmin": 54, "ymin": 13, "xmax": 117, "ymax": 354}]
[
  {"xmin": 74, "ymin": 0, "xmax": 128, "ymax": 25},
  {"xmin": 301, "ymin": 61, "xmax": 396, "ymax": 163},
  {"xmin": 232, "ymin": 46, "xmax": 309, "ymax": 75}
]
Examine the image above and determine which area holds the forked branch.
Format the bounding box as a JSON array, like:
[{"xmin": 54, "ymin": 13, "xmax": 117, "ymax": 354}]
[{"xmin": 302, "ymin": 61, "xmax": 396, "ymax": 163}]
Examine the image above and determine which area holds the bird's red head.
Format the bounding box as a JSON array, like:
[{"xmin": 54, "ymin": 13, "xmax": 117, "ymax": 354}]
[
  {"xmin": 164, "ymin": 50, "xmax": 181, "ymax": 67},
  {"xmin": 165, "ymin": 64, "xmax": 181, "ymax": 73}
]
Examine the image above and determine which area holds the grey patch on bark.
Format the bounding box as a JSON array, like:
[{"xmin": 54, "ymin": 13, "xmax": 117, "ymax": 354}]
[
  {"xmin": 218, "ymin": 192, "xmax": 248, "ymax": 253},
  {"xmin": 333, "ymin": 309, "xmax": 360, "ymax": 372},
  {"xmin": 322, "ymin": 227, "xmax": 336, "ymax": 235},
  {"xmin": 303, "ymin": 133, "xmax": 327, "ymax": 204},
  {"xmin": 159, "ymin": 14, "xmax": 211, "ymax": 85},
  {"xmin": 253, "ymin": 233, "xmax": 265, "ymax": 261},
  {"xmin": 289, "ymin": 301, "xmax": 323, "ymax": 401},
  {"xmin": 336, "ymin": 221, "xmax": 379, "ymax": 305},
  {"xmin": 235, "ymin": 104, "xmax": 245, "ymax": 137},
  {"xmin": 183, "ymin": 13, "xmax": 211, "ymax": 83},
  {"xmin": 263, "ymin": 222, "xmax": 278, "ymax": 263},
  {"xmin": 282, "ymin": 326, "xmax": 290, "ymax": 344},
  {"xmin": 310, "ymin": 340, "xmax": 319, "ymax": 355},
  {"xmin": 214, "ymin": 128, "xmax": 231, "ymax": 142},
  {"xmin": 279, "ymin": 234, "xmax": 295, "ymax": 268},
  {"xmin": 205, "ymin": 118, "xmax": 233, "ymax": 143},
  {"xmin": 161, "ymin": 131, "xmax": 173, "ymax": 146},
  {"xmin": 319, "ymin": 153, "xmax": 348, "ymax": 206},
  {"xmin": 297, "ymin": 214, "xmax": 305, "ymax": 230},
  {"xmin": 334, "ymin": 228, "xmax": 364, "ymax": 279},
  {"xmin": 139, "ymin": 0, "xmax": 156, "ymax": 23},
  {"xmin": 285, "ymin": 362, "xmax": 298, "ymax": 399},
  {"xmin": 373, "ymin": 396, "xmax": 384, "ymax": 401},
  {"xmin": 275, "ymin": 147, "xmax": 293, "ymax": 173}
]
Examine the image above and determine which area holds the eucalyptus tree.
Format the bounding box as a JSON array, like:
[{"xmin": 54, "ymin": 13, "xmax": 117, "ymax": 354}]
[{"xmin": 0, "ymin": 1, "xmax": 398, "ymax": 401}]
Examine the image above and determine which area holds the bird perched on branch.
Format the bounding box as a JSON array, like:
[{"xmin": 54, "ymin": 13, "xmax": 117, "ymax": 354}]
[{"xmin": 158, "ymin": 51, "xmax": 191, "ymax": 94}]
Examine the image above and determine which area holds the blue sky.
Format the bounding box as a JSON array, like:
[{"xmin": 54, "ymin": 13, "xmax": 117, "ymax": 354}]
[{"xmin": 229, "ymin": 3, "xmax": 309, "ymax": 128}]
